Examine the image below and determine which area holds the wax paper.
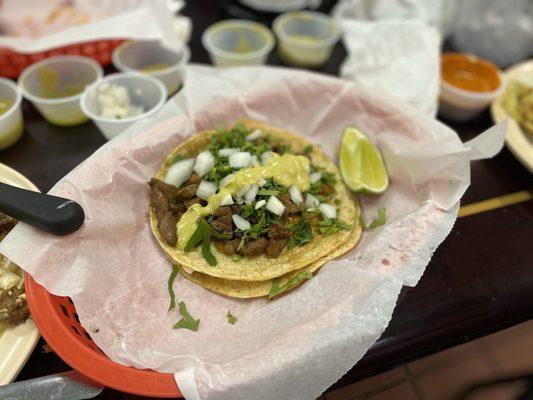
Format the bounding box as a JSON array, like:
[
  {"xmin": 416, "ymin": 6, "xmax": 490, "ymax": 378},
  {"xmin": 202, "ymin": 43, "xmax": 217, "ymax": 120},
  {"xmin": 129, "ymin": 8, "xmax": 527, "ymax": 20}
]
[
  {"xmin": 0, "ymin": 0, "xmax": 189, "ymax": 53},
  {"xmin": 0, "ymin": 66, "xmax": 506, "ymax": 400}
]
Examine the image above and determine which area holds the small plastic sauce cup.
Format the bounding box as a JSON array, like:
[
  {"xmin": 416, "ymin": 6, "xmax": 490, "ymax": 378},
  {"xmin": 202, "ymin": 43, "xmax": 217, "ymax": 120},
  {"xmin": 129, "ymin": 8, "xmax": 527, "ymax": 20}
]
[
  {"xmin": 202, "ymin": 20, "xmax": 275, "ymax": 67},
  {"xmin": 19, "ymin": 56, "xmax": 103, "ymax": 127},
  {"xmin": 273, "ymin": 11, "xmax": 341, "ymax": 68},
  {"xmin": 80, "ymin": 73, "xmax": 167, "ymax": 141},
  {"xmin": 0, "ymin": 78, "xmax": 23, "ymax": 150},
  {"xmin": 439, "ymin": 53, "xmax": 505, "ymax": 122},
  {"xmin": 112, "ymin": 41, "xmax": 190, "ymax": 96}
]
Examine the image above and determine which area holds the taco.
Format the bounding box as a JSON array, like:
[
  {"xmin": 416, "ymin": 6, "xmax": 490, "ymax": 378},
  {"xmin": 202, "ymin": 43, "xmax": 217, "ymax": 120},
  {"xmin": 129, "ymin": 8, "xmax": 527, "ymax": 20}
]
[{"xmin": 149, "ymin": 120, "xmax": 361, "ymax": 297}]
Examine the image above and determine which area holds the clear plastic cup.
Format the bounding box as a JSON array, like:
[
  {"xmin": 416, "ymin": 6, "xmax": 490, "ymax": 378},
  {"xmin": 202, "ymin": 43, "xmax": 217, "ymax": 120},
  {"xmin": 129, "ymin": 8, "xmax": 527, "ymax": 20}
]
[
  {"xmin": 112, "ymin": 41, "xmax": 190, "ymax": 96},
  {"xmin": 19, "ymin": 56, "xmax": 103, "ymax": 127},
  {"xmin": 80, "ymin": 73, "xmax": 167, "ymax": 141},
  {"xmin": 0, "ymin": 78, "xmax": 24, "ymax": 150},
  {"xmin": 202, "ymin": 20, "xmax": 275, "ymax": 67},
  {"xmin": 273, "ymin": 11, "xmax": 341, "ymax": 68}
]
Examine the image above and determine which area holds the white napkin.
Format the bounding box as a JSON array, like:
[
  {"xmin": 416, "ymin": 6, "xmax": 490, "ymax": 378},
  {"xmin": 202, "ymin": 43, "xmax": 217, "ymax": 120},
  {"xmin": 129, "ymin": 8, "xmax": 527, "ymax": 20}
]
[{"xmin": 0, "ymin": 66, "xmax": 506, "ymax": 400}]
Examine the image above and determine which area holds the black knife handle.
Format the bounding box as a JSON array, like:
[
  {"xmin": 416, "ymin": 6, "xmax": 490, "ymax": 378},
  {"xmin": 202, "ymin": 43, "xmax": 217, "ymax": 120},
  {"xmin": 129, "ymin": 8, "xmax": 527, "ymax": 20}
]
[{"xmin": 0, "ymin": 182, "xmax": 85, "ymax": 236}]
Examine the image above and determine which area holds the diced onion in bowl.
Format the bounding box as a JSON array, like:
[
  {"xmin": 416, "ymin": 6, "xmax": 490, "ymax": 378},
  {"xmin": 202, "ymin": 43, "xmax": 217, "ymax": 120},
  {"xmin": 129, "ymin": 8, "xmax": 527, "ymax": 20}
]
[
  {"xmin": 218, "ymin": 148, "xmax": 240, "ymax": 157},
  {"xmin": 289, "ymin": 185, "xmax": 303, "ymax": 204},
  {"xmin": 219, "ymin": 173, "xmax": 235, "ymax": 188},
  {"xmin": 196, "ymin": 180, "xmax": 217, "ymax": 200},
  {"xmin": 229, "ymin": 152, "xmax": 252, "ymax": 168},
  {"xmin": 245, "ymin": 185, "xmax": 259, "ymax": 204},
  {"xmin": 164, "ymin": 158, "xmax": 195, "ymax": 187},
  {"xmin": 306, "ymin": 193, "xmax": 320, "ymax": 209},
  {"xmin": 309, "ymin": 172, "xmax": 322, "ymax": 184},
  {"xmin": 220, "ymin": 194, "xmax": 234, "ymax": 206},
  {"xmin": 266, "ymin": 195, "xmax": 285, "ymax": 216},
  {"xmin": 319, "ymin": 203, "xmax": 337, "ymax": 219},
  {"xmin": 261, "ymin": 151, "xmax": 273, "ymax": 164},
  {"xmin": 232, "ymin": 214, "xmax": 251, "ymax": 230},
  {"xmin": 245, "ymin": 129, "xmax": 262, "ymax": 141},
  {"xmin": 193, "ymin": 151, "xmax": 215, "ymax": 176},
  {"xmin": 255, "ymin": 199, "xmax": 266, "ymax": 209}
]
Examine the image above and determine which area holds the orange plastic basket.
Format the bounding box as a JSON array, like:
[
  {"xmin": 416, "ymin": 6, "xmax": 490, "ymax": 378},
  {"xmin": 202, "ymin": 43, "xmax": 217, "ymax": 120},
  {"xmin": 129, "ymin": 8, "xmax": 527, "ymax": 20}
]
[
  {"xmin": 0, "ymin": 40, "xmax": 124, "ymax": 78},
  {"xmin": 25, "ymin": 273, "xmax": 181, "ymax": 398}
]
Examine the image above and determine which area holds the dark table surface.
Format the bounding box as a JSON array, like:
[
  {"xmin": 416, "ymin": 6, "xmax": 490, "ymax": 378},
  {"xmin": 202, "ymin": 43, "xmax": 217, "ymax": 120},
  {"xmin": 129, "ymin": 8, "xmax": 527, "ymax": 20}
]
[{"xmin": 3, "ymin": 1, "xmax": 533, "ymax": 399}]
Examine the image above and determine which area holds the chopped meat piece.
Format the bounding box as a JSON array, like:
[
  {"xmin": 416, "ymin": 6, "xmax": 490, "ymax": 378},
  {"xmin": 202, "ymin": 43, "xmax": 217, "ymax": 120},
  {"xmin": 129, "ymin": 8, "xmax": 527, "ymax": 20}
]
[
  {"xmin": 169, "ymin": 197, "xmax": 186, "ymax": 215},
  {"xmin": 240, "ymin": 237, "xmax": 268, "ymax": 257},
  {"xmin": 149, "ymin": 184, "xmax": 170, "ymax": 222},
  {"xmin": 188, "ymin": 173, "xmax": 202, "ymax": 184},
  {"xmin": 268, "ymin": 223, "xmax": 294, "ymax": 239},
  {"xmin": 158, "ymin": 212, "xmax": 178, "ymax": 246},
  {"xmin": 215, "ymin": 239, "xmax": 240, "ymax": 255},
  {"xmin": 320, "ymin": 184, "xmax": 334, "ymax": 196},
  {"xmin": 214, "ymin": 206, "xmax": 232, "ymax": 217},
  {"xmin": 279, "ymin": 194, "xmax": 305, "ymax": 215},
  {"xmin": 231, "ymin": 204, "xmax": 244, "ymax": 214},
  {"xmin": 175, "ymin": 183, "xmax": 199, "ymax": 201},
  {"xmin": 149, "ymin": 178, "xmax": 178, "ymax": 198},
  {"xmin": 0, "ymin": 286, "xmax": 29, "ymax": 325},
  {"xmin": 210, "ymin": 213, "xmax": 233, "ymax": 237},
  {"xmin": 184, "ymin": 198, "xmax": 202, "ymax": 208},
  {"xmin": 266, "ymin": 238, "xmax": 289, "ymax": 258},
  {"xmin": 0, "ymin": 213, "xmax": 17, "ymax": 233}
]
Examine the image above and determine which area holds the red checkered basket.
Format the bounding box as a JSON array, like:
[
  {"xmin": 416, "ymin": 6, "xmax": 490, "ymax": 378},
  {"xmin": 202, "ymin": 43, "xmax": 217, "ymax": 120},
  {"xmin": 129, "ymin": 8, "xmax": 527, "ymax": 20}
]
[{"xmin": 0, "ymin": 39, "xmax": 124, "ymax": 78}]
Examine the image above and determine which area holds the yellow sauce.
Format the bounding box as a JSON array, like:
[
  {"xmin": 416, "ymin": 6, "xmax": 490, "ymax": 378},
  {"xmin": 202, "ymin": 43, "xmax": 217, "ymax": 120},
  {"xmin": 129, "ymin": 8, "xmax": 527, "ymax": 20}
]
[
  {"xmin": 176, "ymin": 153, "xmax": 310, "ymax": 249},
  {"xmin": 37, "ymin": 67, "xmax": 85, "ymax": 99},
  {"xmin": 0, "ymin": 99, "xmax": 14, "ymax": 116},
  {"xmin": 140, "ymin": 63, "xmax": 172, "ymax": 73},
  {"xmin": 0, "ymin": 119, "xmax": 23, "ymax": 150}
]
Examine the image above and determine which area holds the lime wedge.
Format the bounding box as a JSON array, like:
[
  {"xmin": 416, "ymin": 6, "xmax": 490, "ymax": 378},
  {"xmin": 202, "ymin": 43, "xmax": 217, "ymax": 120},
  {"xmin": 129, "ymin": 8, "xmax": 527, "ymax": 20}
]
[{"xmin": 339, "ymin": 126, "xmax": 388, "ymax": 194}]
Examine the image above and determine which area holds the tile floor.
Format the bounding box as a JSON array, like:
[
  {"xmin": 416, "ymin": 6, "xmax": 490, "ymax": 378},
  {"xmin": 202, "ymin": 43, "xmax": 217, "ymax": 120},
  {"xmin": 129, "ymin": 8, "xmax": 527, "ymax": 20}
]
[{"xmin": 323, "ymin": 320, "xmax": 533, "ymax": 400}]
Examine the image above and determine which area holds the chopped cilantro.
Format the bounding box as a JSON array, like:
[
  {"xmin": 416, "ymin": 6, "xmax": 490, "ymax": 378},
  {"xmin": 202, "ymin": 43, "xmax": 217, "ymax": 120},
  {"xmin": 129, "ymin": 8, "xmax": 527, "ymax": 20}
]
[
  {"xmin": 318, "ymin": 218, "xmax": 351, "ymax": 235},
  {"xmin": 275, "ymin": 143, "xmax": 292, "ymax": 154},
  {"xmin": 226, "ymin": 310, "xmax": 237, "ymax": 325},
  {"xmin": 170, "ymin": 154, "xmax": 187, "ymax": 164},
  {"xmin": 268, "ymin": 271, "xmax": 313, "ymax": 300},
  {"xmin": 257, "ymin": 189, "xmax": 279, "ymax": 196},
  {"xmin": 287, "ymin": 220, "xmax": 313, "ymax": 249},
  {"xmin": 167, "ymin": 263, "xmax": 179, "ymax": 311},
  {"xmin": 185, "ymin": 219, "xmax": 230, "ymax": 265},
  {"xmin": 173, "ymin": 301, "xmax": 200, "ymax": 331},
  {"xmin": 201, "ymin": 230, "xmax": 216, "ymax": 266},
  {"xmin": 368, "ymin": 208, "xmax": 386, "ymax": 230},
  {"xmin": 303, "ymin": 145, "xmax": 313, "ymax": 154}
]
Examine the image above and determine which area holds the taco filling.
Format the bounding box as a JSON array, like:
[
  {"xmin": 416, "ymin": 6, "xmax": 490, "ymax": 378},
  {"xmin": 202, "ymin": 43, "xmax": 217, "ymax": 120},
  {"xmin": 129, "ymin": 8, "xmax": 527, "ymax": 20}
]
[{"xmin": 149, "ymin": 123, "xmax": 352, "ymax": 267}]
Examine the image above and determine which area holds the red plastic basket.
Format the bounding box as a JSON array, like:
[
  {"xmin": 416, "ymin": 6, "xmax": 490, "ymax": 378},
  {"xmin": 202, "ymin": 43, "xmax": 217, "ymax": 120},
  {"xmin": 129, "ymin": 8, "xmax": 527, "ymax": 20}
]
[
  {"xmin": 25, "ymin": 273, "xmax": 181, "ymax": 398},
  {"xmin": 0, "ymin": 40, "xmax": 124, "ymax": 78}
]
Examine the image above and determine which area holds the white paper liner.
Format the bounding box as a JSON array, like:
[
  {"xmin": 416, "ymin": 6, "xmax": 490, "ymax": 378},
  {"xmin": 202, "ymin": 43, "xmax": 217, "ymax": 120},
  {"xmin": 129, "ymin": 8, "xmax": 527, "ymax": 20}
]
[{"xmin": 0, "ymin": 66, "xmax": 506, "ymax": 399}]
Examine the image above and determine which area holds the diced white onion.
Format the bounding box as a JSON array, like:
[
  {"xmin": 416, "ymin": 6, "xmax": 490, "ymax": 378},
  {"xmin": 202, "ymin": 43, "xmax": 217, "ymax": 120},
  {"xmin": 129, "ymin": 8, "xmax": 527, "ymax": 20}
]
[
  {"xmin": 229, "ymin": 152, "xmax": 252, "ymax": 168},
  {"xmin": 319, "ymin": 203, "xmax": 337, "ymax": 219},
  {"xmin": 220, "ymin": 193, "xmax": 234, "ymax": 206},
  {"xmin": 237, "ymin": 197, "xmax": 245, "ymax": 204},
  {"xmin": 255, "ymin": 199, "xmax": 266, "ymax": 209},
  {"xmin": 306, "ymin": 193, "xmax": 320, "ymax": 209},
  {"xmin": 245, "ymin": 129, "xmax": 262, "ymax": 141},
  {"xmin": 245, "ymin": 185, "xmax": 259, "ymax": 204},
  {"xmin": 196, "ymin": 180, "xmax": 217, "ymax": 200},
  {"xmin": 237, "ymin": 184, "xmax": 251, "ymax": 199},
  {"xmin": 309, "ymin": 172, "xmax": 322, "ymax": 184},
  {"xmin": 164, "ymin": 158, "xmax": 195, "ymax": 187},
  {"xmin": 193, "ymin": 151, "xmax": 215, "ymax": 176},
  {"xmin": 266, "ymin": 195, "xmax": 285, "ymax": 216},
  {"xmin": 218, "ymin": 148, "xmax": 240, "ymax": 157},
  {"xmin": 261, "ymin": 151, "xmax": 273, "ymax": 164},
  {"xmin": 219, "ymin": 173, "xmax": 235, "ymax": 188},
  {"xmin": 257, "ymin": 177, "xmax": 267, "ymax": 187},
  {"xmin": 289, "ymin": 185, "xmax": 303, "ymax": 204},
  {"xmin": 249, "ymin": 155, "xmax": 259, "ymax": 167},
  {"xmin": 232, "ymin": 214, "xmax": 251, "ymax": 230}
]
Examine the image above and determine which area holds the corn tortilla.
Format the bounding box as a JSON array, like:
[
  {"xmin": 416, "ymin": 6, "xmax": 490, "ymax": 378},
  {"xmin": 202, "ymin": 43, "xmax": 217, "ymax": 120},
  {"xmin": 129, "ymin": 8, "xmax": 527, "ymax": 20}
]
[{"xmin": 150, "ymin": 120, "xmax": 361, "ymax": 282}]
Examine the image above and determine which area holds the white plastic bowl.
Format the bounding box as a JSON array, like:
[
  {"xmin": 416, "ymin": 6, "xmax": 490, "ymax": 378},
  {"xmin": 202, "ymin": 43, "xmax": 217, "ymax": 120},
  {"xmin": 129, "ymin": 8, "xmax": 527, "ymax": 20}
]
[
  {"xmin": 273, "ymin": 11, "xmax": 341, "ymax": 68},
  {"xmin": 19, "ymin": 56, "xmax": 103, "ymax": 127},
  {"xmin": 80, "ymin": 73, "xmax": 167, "ymax": 141},
  {"xmin": 439, "ymin": 75, "xmax": 505, "ymax": 122},
  {"xmin": 112, "ymin": 41, "xmax": 190, "ymax": 96},
  {"xmin": 202, "ymin": 20, "xmax": 275, "ymax": 67},
  {"xmin": 0, "ymin": 78, "xmax": 24, "ymax": 150}
]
